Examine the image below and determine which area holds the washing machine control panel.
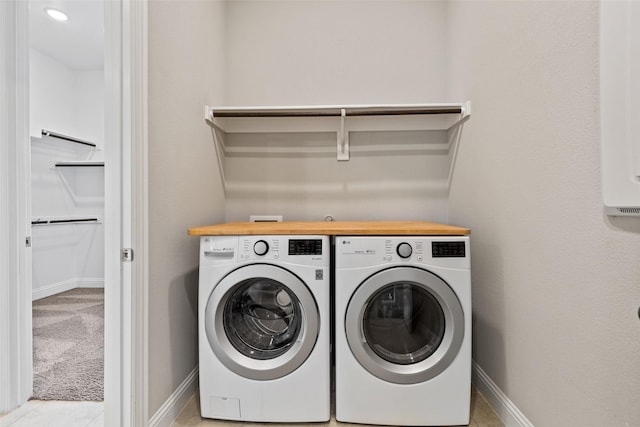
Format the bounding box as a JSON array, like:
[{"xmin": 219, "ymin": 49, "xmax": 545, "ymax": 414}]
[
  {"xmin": 241, "ymin": 236, "xmax": 328, "ymax": 266},
  {"xmin": 289, "ymin": 239, "xmax": 323, "ymax": 255},
  {"xmin": 249, "ymin": 238, "xmax": 323, "ymax": 257},
  {"xmin": 202, "ymin": 235, "xmax": 328, "ymax": 267},
  {"xmin": 242, "ymin": 238, "xmax": 280, "ymax": 259},
  {"xmin": 432, "ymin": 241, "xmax": 466, "ymax": 258}
]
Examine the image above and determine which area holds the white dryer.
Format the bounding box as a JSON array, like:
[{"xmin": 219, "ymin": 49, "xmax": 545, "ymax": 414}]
[
  {"xmin": 198, "ymin": 235, "xmax": 330, "ymax": 422},
  {"xmin": 335, "ymin": 236, "xmax": 471, "ymax": 426}
]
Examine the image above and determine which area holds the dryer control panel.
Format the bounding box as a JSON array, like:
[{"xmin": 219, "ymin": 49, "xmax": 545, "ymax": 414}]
[{"xmin": 336, "ymin": 236, "xmax": 470, "ymax": 269}]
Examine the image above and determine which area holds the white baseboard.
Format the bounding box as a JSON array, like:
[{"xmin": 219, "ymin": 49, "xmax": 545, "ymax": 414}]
[
  {"xmin": 472, "ymin": 360, "xmax": 535, "ymax": 427},
  {"xmin": 32, "ymin": 278, "xmax": 104, "ymax": 300},
  {"xmin": 148, "ymin": 366, "xmax": 199, "ymax": 427},
  {"xmin": 148, "ymin": 363, "xmax": 529, "ymax": 427}
]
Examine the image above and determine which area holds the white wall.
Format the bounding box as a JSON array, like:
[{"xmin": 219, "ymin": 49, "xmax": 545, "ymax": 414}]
[
  {"xmin": 223, "ymin": 0, "xmax": 451, "ymax": 222},
  {"xmin": 147, "ymin": 0, "xmax": 226, "ymax": 418},
  {"xmin": 74, "ymin": 70, "xmax": 106, "ymax": 148},
  {"xmin": 30, "ymin": 49, "xmax": 77, "ymax": 140},
  {"xmin": 30, "ymin": 48, "xmax": 105, "ymax": 299},
  {"xmin": 447, "ymin": 1, "xmax": 640, "ymax": 425},
  {"xmin": 30, "ymin": 49, "xmax": 104, "ymax": 146}
]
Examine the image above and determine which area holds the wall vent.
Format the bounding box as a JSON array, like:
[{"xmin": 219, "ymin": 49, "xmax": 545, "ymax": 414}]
[
  {"xmin": 605, "ymin": 206, "xmax": 640, "ymax": 216},
  {"xmin": 618, "ymin": 207, "xmax": 640, "ymax": 215}
]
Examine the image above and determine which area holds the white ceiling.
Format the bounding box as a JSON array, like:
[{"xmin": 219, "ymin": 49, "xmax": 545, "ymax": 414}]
[{"xmin": 29, "ymin": 0, "xmax": 104, "ymax": 70}]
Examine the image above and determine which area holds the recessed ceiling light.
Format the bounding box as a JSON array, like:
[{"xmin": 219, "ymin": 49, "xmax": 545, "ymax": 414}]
[{"xmin": 45, "ymin": 8, "xmax": 68, "ymax": 22}]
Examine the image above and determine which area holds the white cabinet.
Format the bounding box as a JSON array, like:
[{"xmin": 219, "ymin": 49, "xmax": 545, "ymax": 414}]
[{"xmin": 600, "ymin": 0, "xmax": 640, "ymax": 216}]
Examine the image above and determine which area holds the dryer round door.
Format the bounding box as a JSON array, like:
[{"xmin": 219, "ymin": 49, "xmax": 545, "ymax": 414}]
[
  {"xmin": 345, "ymin": 266, "xmax": 464, "ymax": 384},
  {"xmin": 205, "ymin": 264, "xmax": 320, "ymax": 381}
]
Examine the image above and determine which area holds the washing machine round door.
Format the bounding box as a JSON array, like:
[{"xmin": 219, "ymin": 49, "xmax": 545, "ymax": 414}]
[
  {"xmin": 345, "ymin": 266, "xmax": 464, "ymax": 384},
  {"xmin": 205, "ymin": 264, "xmax": 319, "ymax": 380}
]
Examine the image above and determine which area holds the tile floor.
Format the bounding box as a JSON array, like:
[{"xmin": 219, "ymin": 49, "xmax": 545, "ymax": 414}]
[
  {"xmin": 0, "ymin": 388, "xmax": 503, "ymax": 427},
  {"xmin": 0, "ymin": 401, "xmax": 103, "ymax": 427},
  {"xmin": 171, "ymin": 387, "xmax": 504, "ymax": 427}
]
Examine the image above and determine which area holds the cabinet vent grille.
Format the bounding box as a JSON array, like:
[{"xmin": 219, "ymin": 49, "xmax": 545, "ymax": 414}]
[{"xmin": 618, "ymin": 208, "xmax": 640, "ymax": 214}]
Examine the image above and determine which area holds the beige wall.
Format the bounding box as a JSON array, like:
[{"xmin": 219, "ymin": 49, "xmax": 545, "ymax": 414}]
[
  {"xmin": 148, "ymin": 0, "xmax": 226, "ymax": 417},
  {"xmin": 223, "ymin": 0, "xmax": 451, "ymax": 222},
  {"xmin": 224, "ymin": 0, "xmax": 448, "ymax": 106},
  {"xmin": 447, "ymin": 1, "xmax": 640, "ymax": 425}
]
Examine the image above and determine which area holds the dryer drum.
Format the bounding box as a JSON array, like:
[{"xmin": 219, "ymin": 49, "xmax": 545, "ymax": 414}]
[
  {"xmin": 345, "ymin": 266, "xmax": 464, "ymax": 384},
  {"xmin": 363, "ymin": 282, "xmax": 446, "ymax": 365}
]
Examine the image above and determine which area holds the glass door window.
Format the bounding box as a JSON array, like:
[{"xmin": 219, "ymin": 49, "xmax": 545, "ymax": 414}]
[
  {"xmin": 205, "ymin": 264, "xmax": 319, "ymax": 380},
  {"xmin": 363, "ymin": 282, "xmax": 445, "ymax": 365},
  {"xmin": 224, "ymin": 278, "xmax": 302, "ymax": 360},
  {"xmin": 345, "ymin": 267, "xmax": 464, "ymax": 384}
]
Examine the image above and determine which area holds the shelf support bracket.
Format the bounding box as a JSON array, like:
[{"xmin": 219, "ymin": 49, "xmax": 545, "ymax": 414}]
[
  {"xmin": 205, "ymin": 106, "xmax": 227, "ymax": 193},
  {"xmin": 337, "ymin": 108, "xmax": 349, "ymax": 161},
  {"xmin": 446, "ymin": 101, "xmax": 472, "ymax": 192}
]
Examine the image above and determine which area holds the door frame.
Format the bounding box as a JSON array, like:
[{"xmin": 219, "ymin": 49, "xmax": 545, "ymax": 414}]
[
  {"xmin": 104, "ymin": 0, "xmax": 148, "ymax": 425},
  {"xmin": 0, "ymin": 0, "xmax": 148, "ymax": 425}
]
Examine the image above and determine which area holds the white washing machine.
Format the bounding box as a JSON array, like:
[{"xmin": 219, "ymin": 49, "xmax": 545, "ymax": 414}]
[
  {"xmin": 198, "ymin": 235, "xmax": 330, "ymax": 422},
  {"xmin": 335, "ymin": 236, "xmax": 471, "ymax": 426}
]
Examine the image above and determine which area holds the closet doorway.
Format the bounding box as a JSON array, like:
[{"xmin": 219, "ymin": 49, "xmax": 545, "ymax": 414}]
[
  {"xmin": 1, "ymin": 0, "xmax": 145, "ymax": 425},
  {"xmin": 29, "ymin": 0, "xmax": 106, "ymax": 408}
]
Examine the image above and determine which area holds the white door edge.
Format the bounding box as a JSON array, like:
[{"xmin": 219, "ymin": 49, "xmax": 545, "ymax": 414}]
[{"xmin": 0, "ymin": 0, "xmax": 32, "ymax": 412}]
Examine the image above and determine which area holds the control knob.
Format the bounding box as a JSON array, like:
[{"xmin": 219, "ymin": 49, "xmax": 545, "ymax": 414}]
[
  {"xmin": 253, "ymin": 240, "xmax": 269, "ymax": 256},
  {"xmin": 396, "ymin": 242, "xmax": 413, "ymax": 259}
]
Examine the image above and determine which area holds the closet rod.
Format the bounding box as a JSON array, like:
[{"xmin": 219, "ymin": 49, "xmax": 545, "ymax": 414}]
[
  {"xmin": 211, "ymin": 105, "xmax": 464, "ymax": 118},
  {"xmin": 347, "ymin": 107, "xmax": 463, "ymax": 116},
  {"xmin": 55, "ymin": 161, "xmax": 105, "ymax": 167},
  {"xmin": 215, "ymin": 110, "xmax": 339, "ymax": 118},
  {"xmin": 31, "ymin": 218, "xmax": 100, "ymax": 226},
  {"xmin": 42, "ymin": 129, "xmax": 97, "ymax": 147}
]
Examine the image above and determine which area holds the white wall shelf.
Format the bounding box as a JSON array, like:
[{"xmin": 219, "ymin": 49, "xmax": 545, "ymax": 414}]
[
  {"xmin": 206, "ymin": 103, "xmax": 470, "ymax": 135},
  {"xmin": 31, "ymin": 217, "xmax": 102, "ymax": 226},
  {"xmin": 31, "ymin": 130, "xmax": 104, "ymax": 168},
  {"xmin": 41, "ymin": 129, "xmax": 97, "ymax": 148},
  {"xmin": 204, "ymin": 102, "xmax": 471, "ymax": 191},
  {"xmin": 31, "ymin": 127, "xmax": 104, "ymax": 228}
]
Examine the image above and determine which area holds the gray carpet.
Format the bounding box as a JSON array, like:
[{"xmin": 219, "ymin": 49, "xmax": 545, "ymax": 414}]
[{"xmin": 32, "ymin": 288, "xmax": 104, "ymax": 401}]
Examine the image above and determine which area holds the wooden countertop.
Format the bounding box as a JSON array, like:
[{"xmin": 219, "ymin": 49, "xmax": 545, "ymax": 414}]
[{"xmin": 187, "ymin": 221, "xmax": 470, "ymax": 236}]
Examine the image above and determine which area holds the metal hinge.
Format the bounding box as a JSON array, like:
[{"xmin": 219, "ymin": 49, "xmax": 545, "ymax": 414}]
[
  {"xmin": 122, "ymin": 248, "xmax": 134, "ymax": 262},
  {"xmin": 26, "ymin": 236, "xmax": 31, "ymax": 247}
]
